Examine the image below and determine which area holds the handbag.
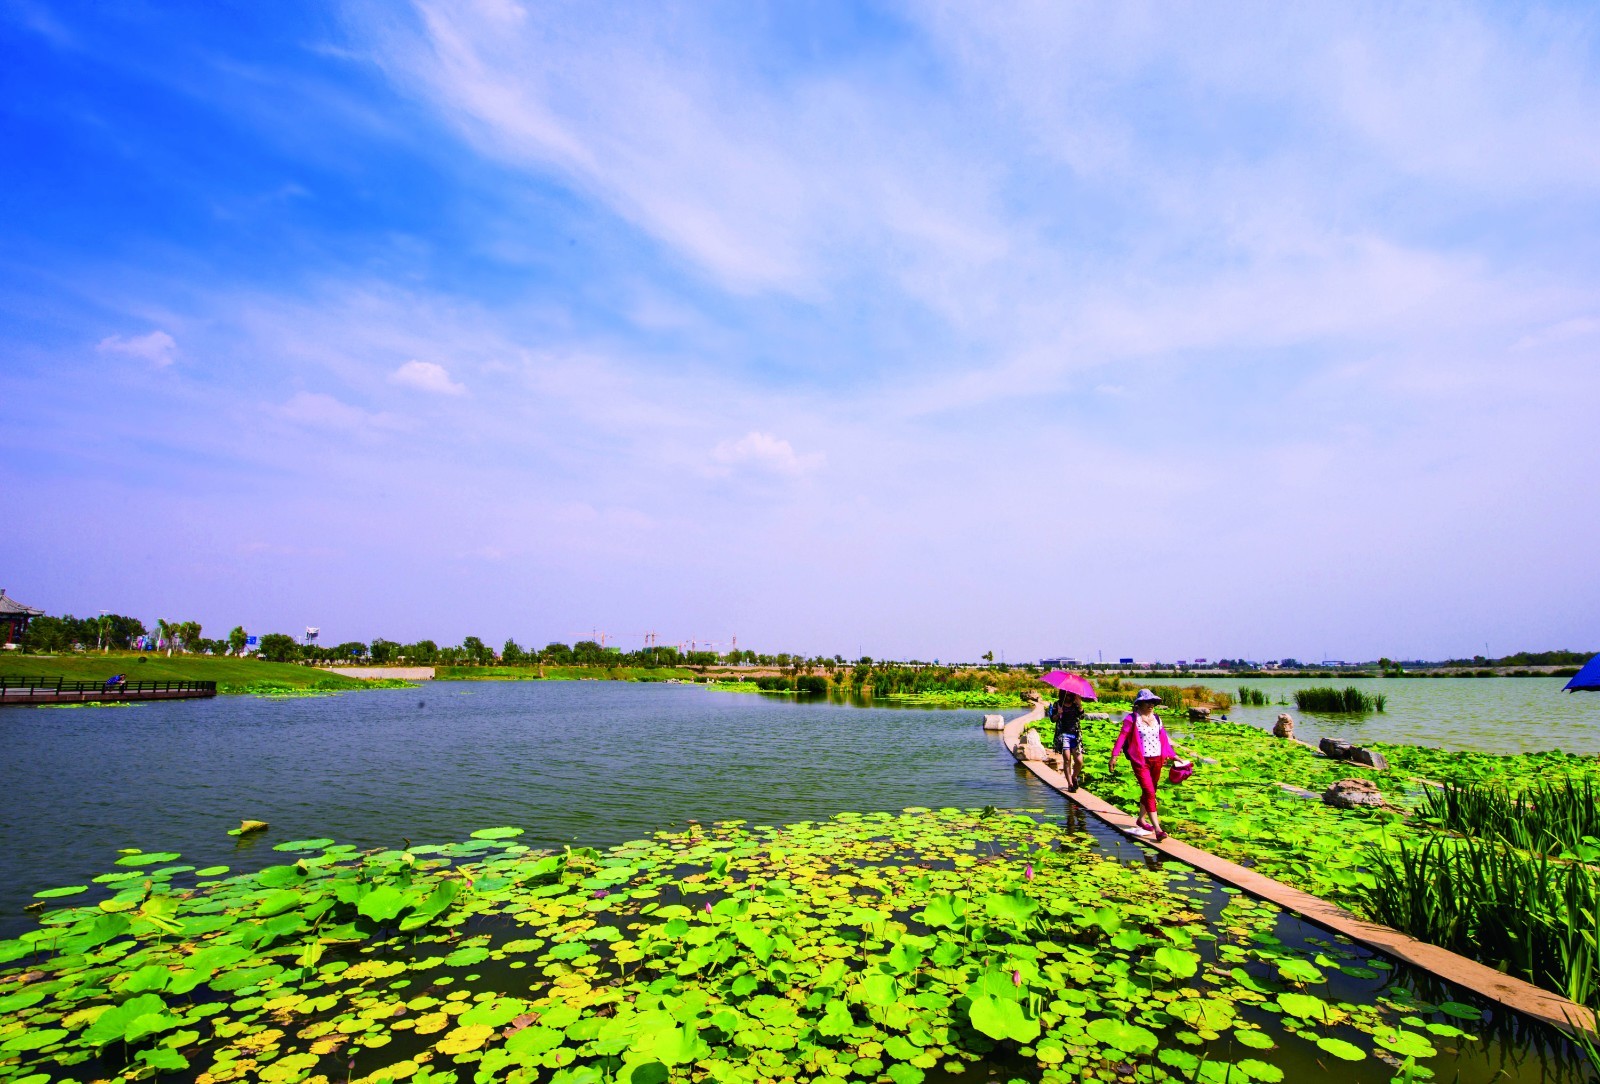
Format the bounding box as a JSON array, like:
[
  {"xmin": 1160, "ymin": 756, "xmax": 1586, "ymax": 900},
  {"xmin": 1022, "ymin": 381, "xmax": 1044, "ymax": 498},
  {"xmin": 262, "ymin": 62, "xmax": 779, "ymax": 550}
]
[{"xmin": 1167, "ymin": 759, "xmax": 1195, "ymax": 784}]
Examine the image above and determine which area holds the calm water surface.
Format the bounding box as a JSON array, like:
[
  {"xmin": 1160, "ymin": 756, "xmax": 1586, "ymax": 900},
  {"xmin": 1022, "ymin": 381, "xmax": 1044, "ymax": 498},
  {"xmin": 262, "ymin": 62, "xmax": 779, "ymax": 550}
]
[
  {"xmin": 1222, "ymin": 676, "xmax": 1600, "ymax": 753},
  {"xmin": 1, "ymin": 681, "xmax": 1039, "ymax": 923},
  {"xmin": 0, "ymin": 679, "xmax": 1587, "ymax": 1081}
]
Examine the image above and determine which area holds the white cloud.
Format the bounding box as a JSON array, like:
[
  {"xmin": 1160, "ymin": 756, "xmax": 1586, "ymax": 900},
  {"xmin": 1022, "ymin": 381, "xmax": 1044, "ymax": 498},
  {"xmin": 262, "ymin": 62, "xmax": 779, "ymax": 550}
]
[
  {"xmin": 277, "ymin": 391, "xmax": 399, "ymax": 434},
  {"xmin": 710, "ymin": 431, "xmax": 822, "ymax": 477},
  {"xmin": 97, "ymin": 329, "xmax": 177, "ymax": 368},
  {"xmin": 390, "ymin": 358, "xmax": 466, "ymax": 395}
]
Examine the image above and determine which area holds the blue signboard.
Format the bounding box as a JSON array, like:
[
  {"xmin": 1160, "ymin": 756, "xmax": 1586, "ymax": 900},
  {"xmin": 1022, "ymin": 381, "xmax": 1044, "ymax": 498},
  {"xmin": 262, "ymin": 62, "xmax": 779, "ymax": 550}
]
[{"xmin": 246, "ymin": 635, "xmax": 258, "ymax": 646}]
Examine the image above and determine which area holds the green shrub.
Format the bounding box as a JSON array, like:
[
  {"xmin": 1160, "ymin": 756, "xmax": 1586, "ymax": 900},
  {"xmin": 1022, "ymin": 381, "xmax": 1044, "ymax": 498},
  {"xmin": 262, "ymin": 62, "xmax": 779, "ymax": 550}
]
[{"xmin": 1293, "ymin": 686, "xmax": 1384, "ymax": 713}]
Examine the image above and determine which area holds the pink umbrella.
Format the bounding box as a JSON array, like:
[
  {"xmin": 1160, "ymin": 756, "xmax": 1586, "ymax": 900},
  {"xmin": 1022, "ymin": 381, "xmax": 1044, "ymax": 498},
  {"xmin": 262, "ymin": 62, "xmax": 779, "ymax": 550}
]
[{"xmin": 1040, "ymin": 670, "xmax": 1096, "ymax": 700}]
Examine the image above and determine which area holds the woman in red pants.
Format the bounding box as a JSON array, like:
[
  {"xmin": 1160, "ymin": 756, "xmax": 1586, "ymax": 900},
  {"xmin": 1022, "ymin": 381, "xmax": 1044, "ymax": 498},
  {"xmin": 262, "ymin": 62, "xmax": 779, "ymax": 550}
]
[{"xmin": 1108, "ymin": 689, "xmax": 1174, "ymax": 841}]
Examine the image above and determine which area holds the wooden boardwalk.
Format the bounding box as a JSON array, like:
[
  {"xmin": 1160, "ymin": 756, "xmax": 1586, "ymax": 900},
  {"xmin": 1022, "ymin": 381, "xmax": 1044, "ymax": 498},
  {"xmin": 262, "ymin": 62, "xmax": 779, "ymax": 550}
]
[
  {"xmin": 998, "ymin": 710, "xmax": 1595, "ymax": 1036},
  {"xmin": 0, "ymin": 677, "xmax": 217, "ymax": 706}
]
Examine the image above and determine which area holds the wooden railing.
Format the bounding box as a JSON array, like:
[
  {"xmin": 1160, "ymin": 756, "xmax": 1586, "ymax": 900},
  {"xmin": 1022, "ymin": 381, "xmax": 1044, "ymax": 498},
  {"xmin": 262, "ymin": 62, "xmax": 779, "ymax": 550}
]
[{"xmin": 0, "ymin": 677, "xmax": 217, "ymax": 694}]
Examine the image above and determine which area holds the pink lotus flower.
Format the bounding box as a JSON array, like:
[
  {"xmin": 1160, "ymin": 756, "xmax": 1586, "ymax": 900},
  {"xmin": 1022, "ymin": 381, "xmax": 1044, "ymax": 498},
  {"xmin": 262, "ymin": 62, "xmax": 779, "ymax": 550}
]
[
  {"xmin": 704, "ymin": 902, "xmax": 713, "ymax": 914},
  {"xmin": 1012, "ymin": 970, "xmax": 1022, "ymax": 986},
  {"xmin": 1024, "ymin": 864, "xmax": 1034, "ymax": 881}
]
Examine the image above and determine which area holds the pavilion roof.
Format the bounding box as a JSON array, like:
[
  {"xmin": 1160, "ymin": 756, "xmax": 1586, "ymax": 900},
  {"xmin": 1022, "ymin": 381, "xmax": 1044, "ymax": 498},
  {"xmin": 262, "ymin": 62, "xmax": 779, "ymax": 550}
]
[{"xmin": 0, "ymin": 591, "xmax": 45, "ymax": 617}]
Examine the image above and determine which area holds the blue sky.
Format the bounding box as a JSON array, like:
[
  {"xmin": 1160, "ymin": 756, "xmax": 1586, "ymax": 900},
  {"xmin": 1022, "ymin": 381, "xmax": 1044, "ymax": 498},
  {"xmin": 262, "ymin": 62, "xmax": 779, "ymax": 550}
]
[{"xmin": 3, "ymin": 1, "xmax": 1597, "ymax": 662}]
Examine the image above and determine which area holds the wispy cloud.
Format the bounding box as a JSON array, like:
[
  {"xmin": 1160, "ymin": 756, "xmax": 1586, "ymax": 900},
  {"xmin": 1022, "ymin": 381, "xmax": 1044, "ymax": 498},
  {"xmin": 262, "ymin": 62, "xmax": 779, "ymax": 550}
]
[
  {"xmin": 710, "ymin": 431, "xmax": 823, "ymax": 478},
  {"xmin": 276, "ymin": 391, "xmax": 400, "ymax": 435},
  {"xmin": 3, "ymin": 2, "xmax": 1599, "ymax": 657},
  {"xmin": 96, "ymin": 329, "xmax": 177, "ymax": 368},
  {"xmin": 390, "ymin": 359, "xmax": 466, "ymax": 395}
]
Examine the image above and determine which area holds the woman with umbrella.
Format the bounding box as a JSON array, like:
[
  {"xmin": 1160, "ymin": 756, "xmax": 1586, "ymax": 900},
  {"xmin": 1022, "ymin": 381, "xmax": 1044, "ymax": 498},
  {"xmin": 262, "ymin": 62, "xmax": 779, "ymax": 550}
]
[{"xmin": 1040, "ymin": 671, "xmax": 1094, "ymax": 792}]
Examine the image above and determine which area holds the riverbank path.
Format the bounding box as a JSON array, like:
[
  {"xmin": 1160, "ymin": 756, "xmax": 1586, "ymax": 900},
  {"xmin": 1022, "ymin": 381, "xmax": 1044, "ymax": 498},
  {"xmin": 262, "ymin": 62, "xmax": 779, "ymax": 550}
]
[{"xmin": 998, "ymin": 711, "xmax": 1596, "ymax": 1036}]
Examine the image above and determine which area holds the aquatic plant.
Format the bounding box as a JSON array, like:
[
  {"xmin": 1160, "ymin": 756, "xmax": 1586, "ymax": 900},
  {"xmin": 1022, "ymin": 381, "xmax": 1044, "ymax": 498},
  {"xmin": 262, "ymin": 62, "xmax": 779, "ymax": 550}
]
[
  {"xmin": 1237, "ymin": 687, "xmax": 1271, "ymax": 707},
  {"xmin": 1364, "ymin": 834, "xmax": 1600, "ymax": 1011},
  {"xmin": 0, "ymin": 810, "xmax": 1482, "ymax": 1083},
  {"xmin": 1293, "ymin": 686, "xmax": 1385, "ymax": 713},
  {"xmin": 1420, "ymin": 778, "xmax": 1600, "ymax": 861}
]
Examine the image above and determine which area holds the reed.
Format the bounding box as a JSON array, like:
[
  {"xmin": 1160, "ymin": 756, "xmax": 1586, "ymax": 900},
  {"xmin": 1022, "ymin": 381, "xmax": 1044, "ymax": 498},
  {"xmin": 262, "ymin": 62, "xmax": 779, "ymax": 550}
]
[
  {"xmin": 1293, "ymin": 685, "xmax": 1384, "ymax": 712},
  {"xmin": 1422, "ymin": 778, "xmax": 1600, "ymax": 857},
  {"xmin": 1236, "ymin": 686, "xmax": 1270, "ymax": 706},
  {"xmin": 1365, "ymin": 834, "xmax": 1600, "ymax": 1010}
]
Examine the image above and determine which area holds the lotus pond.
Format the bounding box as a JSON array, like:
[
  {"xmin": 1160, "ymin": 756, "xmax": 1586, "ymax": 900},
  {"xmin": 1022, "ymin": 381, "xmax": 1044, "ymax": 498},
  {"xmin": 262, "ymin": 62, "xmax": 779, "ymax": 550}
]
[
  {"xmin": 1, "ymin": 682, "xmax": 1593, "ymax": 1082},
  {"xmin": 6, "ymin": 808, "xmax": 1590, "ymax": 1084}
]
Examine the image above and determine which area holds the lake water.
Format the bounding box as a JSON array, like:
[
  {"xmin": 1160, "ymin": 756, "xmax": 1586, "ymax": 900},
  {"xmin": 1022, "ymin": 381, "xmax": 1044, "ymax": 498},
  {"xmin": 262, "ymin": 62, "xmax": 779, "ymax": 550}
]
[
  {"xmin": 0, "ymin": 679, "xmax": 1588, "ymax": 1081},
  {"xmin": 0, "ymin": 682, "xmax": 1042, "ymax": 929},
  {"xmin": 1220, "ymin": 676, "xmax": 1600, "ymax": 754}
]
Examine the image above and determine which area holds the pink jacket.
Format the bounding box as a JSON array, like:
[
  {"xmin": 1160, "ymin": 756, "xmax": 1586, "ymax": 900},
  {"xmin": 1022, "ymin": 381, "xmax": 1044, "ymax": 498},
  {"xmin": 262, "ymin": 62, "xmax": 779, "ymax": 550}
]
[{"xmin": 1108, "ymin": 711, "xmax": 1174, "ymax": 770}]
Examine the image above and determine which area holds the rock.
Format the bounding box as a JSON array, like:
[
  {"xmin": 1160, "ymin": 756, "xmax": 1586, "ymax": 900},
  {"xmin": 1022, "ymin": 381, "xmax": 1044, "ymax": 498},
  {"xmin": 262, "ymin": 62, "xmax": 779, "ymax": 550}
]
[
  {"xmin": 1021, "ymin": 690, "xmax": 1041, "ymax": 704},
  {"xmin": 1319, "ymin": 738, "xmax": 1354, "ymax": 761},
  {"xmin": 1187, "ymin": 706, "xmax": 1212, "ymax": 721},
  {"xmin": 1085, "ymin": 712, "xmax": 1112, "ymax": 721},
  {"xmin": 1349, "ymin": 747, "xmax": 1390, "ymax": 771},
  {"xmin": 1016, "ymin": 730, "xmax": 1049, "ymax": 762},
  {"xmin": 1323, "ymin": 778, "xmax": 1385, "ymax": 809},
  {"xmin": 1278, "ymin": 783, "xmax": 1319, "ymax": 799},
  {"xmin": 1272, "ymin": 714, "xmax": 1295, "ymax": 739},
  {"xmin": 984, "ymin": 684, "xmax": 998, "ymax": 694},
  {"xmin": 981, "ymin": 713, "xmax": 1005, "ymax": 732}
]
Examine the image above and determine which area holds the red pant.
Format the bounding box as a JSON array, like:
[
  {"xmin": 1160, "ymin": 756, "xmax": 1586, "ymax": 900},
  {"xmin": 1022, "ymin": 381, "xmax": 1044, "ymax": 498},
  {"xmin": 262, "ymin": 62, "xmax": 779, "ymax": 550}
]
[{"xmin": 1133, "ymin": 756, "xmax": 1166, "ymax": 815}]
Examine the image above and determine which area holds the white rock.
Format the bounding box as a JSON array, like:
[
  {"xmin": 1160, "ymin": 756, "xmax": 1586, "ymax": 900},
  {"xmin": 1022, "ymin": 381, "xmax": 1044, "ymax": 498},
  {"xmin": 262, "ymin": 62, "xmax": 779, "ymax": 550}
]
[
  {"xmin": 1016, "ymin": 730, "xmax": 1049, "ymax": 762},
  {"xmin": 981, "ymin": 713, "xmax": 1005, "ymax": 731}
]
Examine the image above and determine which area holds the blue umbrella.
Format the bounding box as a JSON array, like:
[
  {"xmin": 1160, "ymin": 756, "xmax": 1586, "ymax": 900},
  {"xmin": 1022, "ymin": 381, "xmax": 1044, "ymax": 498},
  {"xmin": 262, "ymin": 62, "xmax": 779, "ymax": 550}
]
[{"xmin": 1564, "ymin": 654, "xmax": 1600, "ymax": 692}]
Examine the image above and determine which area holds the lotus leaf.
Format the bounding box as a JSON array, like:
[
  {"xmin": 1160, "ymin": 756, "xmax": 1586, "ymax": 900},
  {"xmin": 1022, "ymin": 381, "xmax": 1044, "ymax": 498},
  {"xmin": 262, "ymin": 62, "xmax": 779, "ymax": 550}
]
[
  {"xmin": 1316, "ymin": 1035, "xmax": 1366, "ymax": 1061},
  {"xmin": 1084, "ymin": 1017, "xmax": 1157, "ymax": 1055},
  {"xmin": 1151, "ymin": 945, "xmax": 1200, "ymax": 979},
  {"xmin": 1374, "ymin": 1027, "xmax": 1437, "ymax": 1059}
]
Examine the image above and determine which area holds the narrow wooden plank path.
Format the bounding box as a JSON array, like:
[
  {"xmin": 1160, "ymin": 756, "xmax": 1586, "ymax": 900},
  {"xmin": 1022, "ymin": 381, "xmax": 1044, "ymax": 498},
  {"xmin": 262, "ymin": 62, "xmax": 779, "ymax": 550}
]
[{"xmin": 998, "ymin": 710, "xmax": 1596, "ymax": 1036}]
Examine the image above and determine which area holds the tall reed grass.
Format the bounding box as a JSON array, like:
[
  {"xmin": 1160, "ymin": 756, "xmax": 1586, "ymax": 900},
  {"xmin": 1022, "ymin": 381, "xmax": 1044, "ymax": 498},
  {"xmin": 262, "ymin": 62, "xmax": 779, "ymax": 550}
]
[
  {"xmin": 1236, "ymin": 686, "xmax": 1270, "ymax": 706},
  {"xmin": 1365, "ymin": 834, "xmax": 1600, "ymax": 1009},
  {"xmin": 1422, "ymin": 779, "xmax": 1600, "ymax": 859},
  {"xmin": 1293, "ymin": 685, "xmax": 1386, "ymax": 712}
]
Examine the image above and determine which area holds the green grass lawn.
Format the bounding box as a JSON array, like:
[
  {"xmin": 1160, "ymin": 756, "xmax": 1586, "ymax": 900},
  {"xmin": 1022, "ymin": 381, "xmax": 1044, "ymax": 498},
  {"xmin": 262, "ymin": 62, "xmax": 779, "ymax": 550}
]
[
  {"xmin": 0, "ymin": 652, "xmax": 372, "ymax": 693},
  {"xmin": 435, "ymin": 664, "xmax": 697, "ymax": 682}
]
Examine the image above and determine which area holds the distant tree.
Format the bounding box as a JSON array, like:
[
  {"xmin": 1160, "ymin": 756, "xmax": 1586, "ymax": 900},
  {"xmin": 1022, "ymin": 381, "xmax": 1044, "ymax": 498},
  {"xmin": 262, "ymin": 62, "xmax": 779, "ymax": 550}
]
[
  {"xmin": 858, "ymin": 656, "xmax": 873, "ymax": 666},
  {"xmin": 461, "ymin": 636, "xmax": 493, "ymax": 665},
  {"xmin": 370, "ymin": 639, "xmax": 402, "ymax": 664},
  {"xmin": 333, "ymin": 641, "xmax": 366, "ymax": 661},
  {"xmin": 174, "ymin": 621, "xmax": 202, "ymax": 653},
  {"xmin": 542, "ymin": 642, "xmax": 573, "ymax": 665},
  {"xmin": 21, "ymin": 615, "xmax": 72, "ymax": 652},
  {"xmin": 258, "ymin": 633, "xmax": 300, "ymax": 662},
  {"xmin": 502, "ymin": 638, "xmax": 526, "ymax": 665},
  {"xmin": 404, "ymin": 640, "xmax": 438, "ymax": 664},
  {"xmin": 982, "ymin": 651, "xmax": 994, "ymax": 664},
  {"xmin": 571, "ymin": 640, "xmax": 605, "ymax": 664},
  {"xmin": 228, "ymin": 626, "xmax": 248, "ymax": 655}
]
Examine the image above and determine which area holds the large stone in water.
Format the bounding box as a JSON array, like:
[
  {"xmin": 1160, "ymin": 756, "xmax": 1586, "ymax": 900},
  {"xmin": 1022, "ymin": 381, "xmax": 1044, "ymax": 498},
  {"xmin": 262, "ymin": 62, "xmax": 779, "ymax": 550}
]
[
  {"xmin": 1187, "ymin": 706, "xmax": 1212, "ymax": 721},
  {"xmin": 1319, "ymin": 738, "xmax": 1354, "ymax": 760},
  {"xmin": 1085, "ymin": 712, "xmax": 1112, "ymax": 721},
  {"xmin": 1349, "ymin": 746, "xmax": 1390, "ymax": 771},
  {"xmin": 1272, "ymin": 713, "xmax": 1295, "ymax": 739},
  {"xmin": 1016, "ymin": 730, "xmax": 1049, "ymax": 762},
  {"xmin": 981, "ymin": 714, "xmax": 1005, "ymax": 731},
  {"xmin": 1323, "ymin": 778, "xmax": 1385, "ymax": 809}
]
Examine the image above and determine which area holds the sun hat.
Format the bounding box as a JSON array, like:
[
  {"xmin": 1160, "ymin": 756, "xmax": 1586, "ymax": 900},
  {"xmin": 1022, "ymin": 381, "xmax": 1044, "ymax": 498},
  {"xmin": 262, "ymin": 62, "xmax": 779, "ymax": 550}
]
[{"xmin": 1133, "ymin": 689, "xmax": 1162, "ymax": 704}]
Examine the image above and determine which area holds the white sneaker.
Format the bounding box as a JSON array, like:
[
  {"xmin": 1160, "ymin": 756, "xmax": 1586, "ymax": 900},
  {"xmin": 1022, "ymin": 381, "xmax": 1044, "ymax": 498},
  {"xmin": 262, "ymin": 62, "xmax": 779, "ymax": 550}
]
[{"xmin": 1125, "ymin": 824, "xmax": 1153, "ymax": 838}]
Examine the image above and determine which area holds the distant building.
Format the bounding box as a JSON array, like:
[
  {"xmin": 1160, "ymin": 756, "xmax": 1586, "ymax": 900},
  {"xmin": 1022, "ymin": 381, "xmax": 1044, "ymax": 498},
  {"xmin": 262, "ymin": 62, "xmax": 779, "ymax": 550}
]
[{"xmin": 0, "ymin": 589, "xmax": 44, "ymax": 648}]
